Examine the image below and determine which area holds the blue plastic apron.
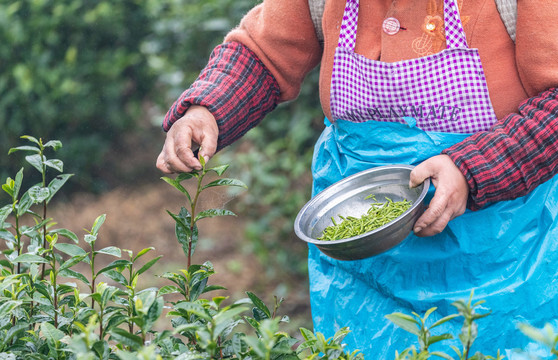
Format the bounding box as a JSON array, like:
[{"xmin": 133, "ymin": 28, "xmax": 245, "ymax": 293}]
[{"xmin": 309, "ymin": 118, "xmax": 558, "ymax": 358}]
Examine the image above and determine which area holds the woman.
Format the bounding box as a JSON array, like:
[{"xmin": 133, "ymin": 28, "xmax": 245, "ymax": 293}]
[{"xmin": 157, "ymin": 0, "xmax": 558, "ymax": 357}]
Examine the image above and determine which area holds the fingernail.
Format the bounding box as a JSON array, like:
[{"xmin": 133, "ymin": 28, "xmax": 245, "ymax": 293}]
[{"xmin": 414, "ymin": 227, "xmax": 422, "ymax": 233}]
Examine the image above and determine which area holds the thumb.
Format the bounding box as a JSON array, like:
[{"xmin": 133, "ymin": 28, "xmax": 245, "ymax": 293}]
[{"xmin": 409, "ymin": 161, "xmax": 433, "ymax": 188}]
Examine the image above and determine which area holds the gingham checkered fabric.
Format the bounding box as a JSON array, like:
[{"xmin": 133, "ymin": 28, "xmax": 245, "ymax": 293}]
[
  {"xmin": 330, "ymin": 0, "xmax": 498, "ymax": 133},
  {"xmin": 444, "ymin": 0, "xmax": 468, "ymax": 48}
]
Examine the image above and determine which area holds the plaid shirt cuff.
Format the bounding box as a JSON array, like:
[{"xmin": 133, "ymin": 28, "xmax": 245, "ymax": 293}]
[
  {"xmin": 443, "ymin": 88, "xmax": 558, "ymax": 210},
  {"xmin": 163, "ymin": 42, "xmax": 280, "ymax": 151}
]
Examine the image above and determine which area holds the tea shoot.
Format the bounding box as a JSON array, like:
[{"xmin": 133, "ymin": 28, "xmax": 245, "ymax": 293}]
[{"xmin": 318, "ymin": 196, "xmax": 412, "ymax": 241}]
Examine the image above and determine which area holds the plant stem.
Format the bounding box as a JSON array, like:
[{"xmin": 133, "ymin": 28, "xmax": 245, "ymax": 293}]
[
  {"xmin": 99, "ymin": 306, "xmax": 104, "ymax": 339},
  {"xmin": 41, "ymin": 145, "xmax": 47, "ymax": 279},
  {"xmin": 41, "ymin": 201, "xmax": 47, "ymax": 279},
  {"xmin": 15, "ymin": 212, "xmax": 21, "ymax": 275},
  {"xmin": 128, "ymin": 262, "xmax": 134, "ymax": 335},
  {"xmin": 188, "ymin": 173, "xmax": 204, "ymax": 269},
  {"xmin": 51, "ymin": 260, "xmax": 59, "ymax": 327},
  {"xmin": 90, "ymin": 243, "xmax": 96, "ymax": 309}
]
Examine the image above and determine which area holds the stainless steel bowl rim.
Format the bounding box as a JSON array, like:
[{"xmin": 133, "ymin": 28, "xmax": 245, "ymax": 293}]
[{"xmin": 294, "ymin": 164, "xmax": 430, "ymax": 246}]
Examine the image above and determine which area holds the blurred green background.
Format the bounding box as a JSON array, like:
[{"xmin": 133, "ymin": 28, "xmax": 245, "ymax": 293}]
[{"xmin": 1, "ymin": 0, "xmax": 324, "ymax": 325}]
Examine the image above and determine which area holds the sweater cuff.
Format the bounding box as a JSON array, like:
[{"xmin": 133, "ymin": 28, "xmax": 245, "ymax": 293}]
[
  {"xmin": 443, "ymin": 88, "xmax": 558, "ymax": 210},
  {"xmin": 163, "ymin": 41, "xmax": 280, "ymax": 151}
]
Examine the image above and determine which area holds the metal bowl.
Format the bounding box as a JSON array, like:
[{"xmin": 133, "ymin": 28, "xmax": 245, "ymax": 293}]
[{"xmin": 294, "ymin": 165, "xmax": 430, "ymax": 261}]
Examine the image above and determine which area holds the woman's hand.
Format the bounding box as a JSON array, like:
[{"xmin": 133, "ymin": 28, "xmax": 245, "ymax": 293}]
[
  {"xmin": 156, "ymin": 105, "xmax": 219, "ymax": 174},
  {"xmin": 409, "ymin": 155, "xmax": 469, "ymax": 237}
]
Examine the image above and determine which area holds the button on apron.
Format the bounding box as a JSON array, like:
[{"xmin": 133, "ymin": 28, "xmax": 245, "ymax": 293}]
[{"xmin": 382, "ymin": 17, "xmax": 401, "ymax": 35}]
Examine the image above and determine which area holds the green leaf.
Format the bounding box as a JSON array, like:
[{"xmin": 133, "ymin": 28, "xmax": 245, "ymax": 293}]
[
  {"xmin": 169, "ymin": 207, "xmax": 198, "ymax": 259},
  {"xmin": 16, "ymin": 190, "xmax": 33, "ymax": 217},
  {"xmin": 54, "ymin": 243, "xmax": 87, "ymax": 257},
  {"xmin": 133, "ymin": 247, "xmax": 155, "ymax": 262},
  {"xmin": 12, "ymin": 254, "xmax": 49, "ymax": 263},
  {"xmin": 252, "ymin": 308, "xmax": 267, "ymax": 321},
  {"xmin": 0, "ymin": 300, "xmax": 22, "ymax": 317},
  {"xmin": 518, "ymin": 323, "xmax": 552, "ymax": 347},
  {"xmin": 213, "ymin": 306, "xmax": 249, "ymax": 337},
  {"xmin": 173, "ymin": 302, "xmax": 212, "ymax": 321},
  {"xmin": 20, "ymin": 135, "xmax": 40, "ymax": 145},
  {"xmin": 91, "ymin": 214, "xmax": 106, "ymax": 236},
  {"xmin": 161, "ymin": 177, "xmax": 192, "ymax": 204},
  {"xmin": 299, "ymin": 328, "xmax": 316, "ymax": 340},
  {"xmin": 8, "ymin": 145, "xmax": 40, "ymax": 154},
  {"xmin": 246, "ymin": 292, "xmax": 271, "ymax": 319},
  {"xmin": 41, "ymin": 321, "xmax": 64, "ymax": 344},
  {"xmin": 194, "ymin": 208, "xmax": 236, "ymax": 222},
  {"xmin": 175, "ymin": 172, "xmax": 196, "ymax": 182},
  {"xmin": 423, "ymin": 307, "xmax": 437, "ymax": 321},
  {"xmin": 95, "ymin": 246, "xmax": 121, "ymax": 257},
  {"xmin": 13, "ymin": 168, "xmax": 24, "ymax": 200},
  {"xmin": 385, "ymin": 313, "xmax": 420, "ymax": 336},
  {"xmin": 201, "ymin": 178, "xmax": 247, "ymax": 191},
  {"xmin": 59, "ymin": 254, "xmax": 89, "ymax": 271},
  {"xmin": 430, "ymin": 351, "xmax": 456, "ymax": 360},
  {"xmin": 44, "ymin": 159, "xmax": 63, "ymax": 173},
  {"xmin": 25, "ymin": 154, "xmax": 45, "ymax": 174},
  {"xmin": 1, "ymin": 183, "xmax": 13, "ymax": 198},
  {"xmin": 109, "ymin": 328, "xmax": 143, "ymax": 351},
  {"xmin": 59, "ymin": 268, "xmax": 90, "ymax": 285},
  {"xmin": 2, "ymin": 323, "xmax": 28, "ymax": 347},
  {"xmin": 332, "ymin": 327, "xmax": 351, "ymax": 343},
  {"xmin": 97, "ymin": 259, "xmax": 132, "ymax": 275},
  {"xmin": 206, "ymin": 164, "xmax": 229, "ymax": 176},
  {"xmin": 158, "ymin": 285, "xmax": 180, "ymax": 295},
  {"xmin": 46, "ymin": 174, "xmax": 73, "ymax": 203},
  {"xmin": 0, "ymin": 205, "xmax": 12, "ymax": 229},
  {"xmin": 44, "ymin": 140, "xmax": 62, "ymax": 151},
  {"xmin": 199, "ymin": 153, "xmax": 206, "ymax": 168},
  {"xmin": 101, "ymin": 269, "xmax": 127, "ymax": 286},
  {"xmin": 202, "ymin": 285, "xmax": 227, "ymax": 294},
  {"xmin": 28, "ymin": 185, "xmax": 50, "ymax": 203},
  {"xmin": 98, "ymin": 284, "xmax": 120, "ymax": 307},
  {"xmin": 427, "ymin": 333, "xmax": 453, "ymax": 346},
  {"xmin": 431, "ymin": 314, "xmax": 459, "ymax": 329},
  {"xmin": 244, "ymin": 316, "xmax": 260, "ymax": 330},
  {"xmin": 50, "ymin": 228, "xmax": 79, "ymax": 243},
  {"xmin": 0, "ymin": 229, "xmax": 16, "ymax": 243},
  {"xmin": 147, "ymin": 295, "xmax": 164, "ymax": 323},
  {"xmin": 136, "ymin": 255, "xmax": 162, "ymax": 276}
]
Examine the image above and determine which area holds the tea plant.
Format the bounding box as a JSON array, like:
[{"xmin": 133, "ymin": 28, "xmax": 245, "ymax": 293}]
[
  {"xmin": 0, "ymin": 136, "xmax": 363, "ymax": 359},
  {"xmin": 386, "ymin": 291, "xmax": 504, "ymax": 360}
]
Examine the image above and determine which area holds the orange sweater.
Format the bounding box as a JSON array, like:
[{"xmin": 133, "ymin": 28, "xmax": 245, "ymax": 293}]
[{"xmin": 225, "ymin": 0, "xmax": 558, "ymax": 121}]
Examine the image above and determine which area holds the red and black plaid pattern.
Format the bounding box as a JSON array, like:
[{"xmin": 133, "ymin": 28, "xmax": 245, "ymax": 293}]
[
  {"xmin": 163, "ymin": 42, "xmax": 280, "ymax": 151},
  {"xmin": 444, "ymin": 88, "xmax": 558, "ymax": 210}
]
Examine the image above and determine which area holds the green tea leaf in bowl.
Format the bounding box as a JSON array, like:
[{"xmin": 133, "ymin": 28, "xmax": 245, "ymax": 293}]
[{"xmin": 317, "ymin": 196, "xmax": 412, "ymax": 241}]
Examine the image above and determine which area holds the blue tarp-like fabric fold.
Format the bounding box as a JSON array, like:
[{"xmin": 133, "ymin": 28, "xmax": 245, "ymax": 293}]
[{"xmin": 308, "ymin": 118, "xmax": 558, "ymax": 358}]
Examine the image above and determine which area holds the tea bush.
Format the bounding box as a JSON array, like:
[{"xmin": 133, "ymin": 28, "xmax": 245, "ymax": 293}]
[{"xmin": 0, "ymin": 136, "xmax": 363, "ymax": 360}]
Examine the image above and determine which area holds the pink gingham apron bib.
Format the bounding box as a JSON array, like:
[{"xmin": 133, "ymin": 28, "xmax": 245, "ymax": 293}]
[
  {"xmin": 330, "ymin": 0, "xmax": 498, "ymax": 133},
  {"xmin": 308, "ymin": 0, "xmax": 558, "ymax": 357}
]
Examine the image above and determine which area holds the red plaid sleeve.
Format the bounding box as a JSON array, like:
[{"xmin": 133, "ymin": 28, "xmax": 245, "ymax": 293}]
[
  {"xmin": 163, "ymin": 42, "xmax": 280, "ymax": 151},
  {"xmin": 443, "ymin": 88, "xmax": 558, "ymax": 210}
]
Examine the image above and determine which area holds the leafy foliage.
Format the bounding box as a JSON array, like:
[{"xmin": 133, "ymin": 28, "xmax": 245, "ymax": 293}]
[
  {"xmin": 0, "ymin": 1, "xmax": 157, "ymax": 188},
  {"xmin": 0, "ymin": 0, "xmax": 259, "ymax": 191},
  {"xmin": 0, "ymin": 136, "xmax": 362, "ymax": 359}
]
